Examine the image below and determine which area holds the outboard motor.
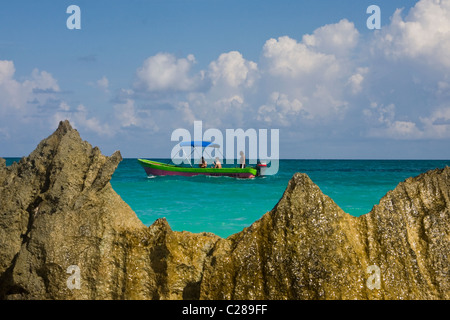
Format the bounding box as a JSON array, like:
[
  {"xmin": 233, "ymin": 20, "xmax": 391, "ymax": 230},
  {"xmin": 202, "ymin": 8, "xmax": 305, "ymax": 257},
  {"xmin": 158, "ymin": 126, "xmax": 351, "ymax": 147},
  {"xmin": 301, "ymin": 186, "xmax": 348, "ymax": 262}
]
[{"xmin": 256, "ymin": 161, "xmax": 267, "ymax": 176}]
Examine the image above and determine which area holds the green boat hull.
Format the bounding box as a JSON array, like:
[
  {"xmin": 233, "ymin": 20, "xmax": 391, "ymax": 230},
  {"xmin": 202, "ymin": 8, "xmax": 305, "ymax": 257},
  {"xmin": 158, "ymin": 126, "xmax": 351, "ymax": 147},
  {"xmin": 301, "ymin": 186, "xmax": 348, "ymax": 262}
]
[{"xmin": 138, "ymin": 159, "xmax": 258, "ymax": 178}]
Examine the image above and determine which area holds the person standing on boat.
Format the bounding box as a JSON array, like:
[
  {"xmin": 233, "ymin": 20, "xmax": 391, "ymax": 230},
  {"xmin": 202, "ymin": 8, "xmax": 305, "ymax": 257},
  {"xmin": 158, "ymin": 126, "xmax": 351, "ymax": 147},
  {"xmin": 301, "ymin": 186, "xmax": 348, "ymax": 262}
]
[
  {"xmin": 213, "ymin": 157, "xmax": 222, "ymax": 169},
  {"xmin": 200, "ymin": 157, "xmax": 207, "ymax": 168},
  {"xmin": 239, "ymin": 151, "xmax": 246, "ymax": 168}
]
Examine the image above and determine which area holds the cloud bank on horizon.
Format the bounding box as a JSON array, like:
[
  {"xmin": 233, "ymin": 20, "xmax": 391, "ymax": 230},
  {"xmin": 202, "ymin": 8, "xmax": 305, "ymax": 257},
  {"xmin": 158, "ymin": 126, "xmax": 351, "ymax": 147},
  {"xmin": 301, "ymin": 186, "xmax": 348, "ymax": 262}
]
[{"xmin": 1, "ymin": 0, "xmax": 450, "ymax": 158}]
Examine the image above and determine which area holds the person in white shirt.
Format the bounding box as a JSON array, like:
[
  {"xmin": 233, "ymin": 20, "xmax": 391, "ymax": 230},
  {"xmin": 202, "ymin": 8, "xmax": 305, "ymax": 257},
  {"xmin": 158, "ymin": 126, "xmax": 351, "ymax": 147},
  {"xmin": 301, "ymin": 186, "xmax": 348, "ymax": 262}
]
[{"xmin": 239, "ymin": 151, "xmax": 246, "ymax": 168}]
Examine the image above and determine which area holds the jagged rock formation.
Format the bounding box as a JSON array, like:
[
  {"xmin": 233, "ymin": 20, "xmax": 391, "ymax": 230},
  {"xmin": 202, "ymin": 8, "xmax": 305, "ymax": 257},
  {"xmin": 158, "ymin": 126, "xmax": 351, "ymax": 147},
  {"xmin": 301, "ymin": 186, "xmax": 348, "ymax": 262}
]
[
  {"xmin": 0, "ymin": 121, "xmax": 218, "ymax": 300},
  {"xmin": 200, "ymin": 170, "xmax": 450, "ymax": 299},
  {"xmin": 0, "ymin": 121, "xmax": 449, "ymax": 300}
]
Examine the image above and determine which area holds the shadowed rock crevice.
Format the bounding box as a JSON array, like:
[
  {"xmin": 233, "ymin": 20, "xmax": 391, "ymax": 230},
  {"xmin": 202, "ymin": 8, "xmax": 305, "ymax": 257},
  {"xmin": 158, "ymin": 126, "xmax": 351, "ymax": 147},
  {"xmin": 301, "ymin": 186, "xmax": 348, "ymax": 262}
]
[
  {"xmin": 0, "ymin": 120, "xmax": 449, "ymax": 300},
  {"xmin": 182, "ymin": 281, "xmax": 201, "ymax": 300}
]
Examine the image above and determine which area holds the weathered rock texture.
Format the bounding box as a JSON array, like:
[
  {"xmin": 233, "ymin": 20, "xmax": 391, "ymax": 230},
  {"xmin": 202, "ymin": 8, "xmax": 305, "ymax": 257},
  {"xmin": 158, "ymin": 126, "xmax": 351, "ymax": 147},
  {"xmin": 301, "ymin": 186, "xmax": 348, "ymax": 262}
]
[
  {"xmin": 200, "ymin": 171, "xmax": 450, "ymax": 299},
  {"xmin": 0, "ymin": 121, "xmax": 449, "ymax": 300}
]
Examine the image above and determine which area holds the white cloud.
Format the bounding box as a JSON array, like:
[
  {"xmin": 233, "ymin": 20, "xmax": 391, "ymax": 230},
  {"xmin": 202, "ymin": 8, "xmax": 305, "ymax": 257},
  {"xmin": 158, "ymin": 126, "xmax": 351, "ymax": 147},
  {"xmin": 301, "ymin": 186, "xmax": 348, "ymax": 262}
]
[
  {"xmin": 129, "ymin": 51, "xmax": 259, "ymax": 129},
  {"xmin": 347, "ymin": 67, "xmax": 369, "ymax": 94},
  {"xmin": 134, "ymin": 53, "xmax": 200, "ymax": 92},
  {"xmin": 175, "ymin": 100, "xmax": 196, "ymax": 125},
  {"xmin": 302, "ymin": 19, "xmax": 359, "ymax": 57},
  {"xmin": 363, "ymin": 103, "xmax": 396, "ymax": 125},
  {"xmin": 262, "ymin": 36, "xmax": 336, "ymax": 78},
  {"xmin": 259, "ymin": 29, "xmax": 358, "ymax": 122},
  {"xmin": 208, "ymin": 51, "xmax": 258, "ymax": 88},
  {"xmin": 53, "ymin": 102, "xmax": 113, "ymax": 137},
  {"xmin": 0, "ymin": 60, "xmax": 16, "ymax": 83},
  {"xmin": 27, "ymin": 69, "xmax": 60, "ymax": 93},
  {"xmin": 114, "ymin": 99, "xmax": 138, "ymax": 128},
  {"xmin": 0, "ymin": 60, "xmax": 116, "ymax": 144},
  {"xmin": 386, "ymin": 121, "xmax": 422, "ymax": 139},
  {"xmin": 364, "ymin": 103, "xmax": 450, "ymax": 140},
  {"xmin": 174, "ymin": 51, "xmax": 259, "ymax": 127},
  {"xmin": 363, "ymin": 102, "xmax": 421, "ymax": 139},
  {"xmin": 357, "ymin": 0, "xmax": 450, "ymax": 142},
  {"xmin": 262, "ymin": 19, "xmax": 359, "ymax": 80},
  {"xmin": 257, "ymin": 92, "xmax": 306, "ymax": 126},
  {"xmin": 2, "ymin": 0, "xmax": 450, "ymax": 160},
  {"xmin": 0, "ymin": 61, "xmax": 24, "ymax": 110},
  {"xmin": 376, "ymin": 0, "xmax": 450, "ymax": 68},
  {"xmin": 0, "ymin": 60, "xmax": 60, "ymax": 112},
  {"xmin": 97, "ymin": 0, "xmax": 450, "ymax": 149},
  {"xmin": 125, "ymin": 19, "xmax": 362, "ymax": 131},
  {"xmin": 419, "ymin": 106, "xmax": 450, "ymax": 138},
  {"xmin": 96, "ymin": 76, "xmax": 109, "ymax": 92},
  {"xmin": 180, "ymin": 92, "xmax": 248, "ymax": 128},
  {"xmin": 112, "ymin": 99, "xmax": 158, "ymax": 131}
]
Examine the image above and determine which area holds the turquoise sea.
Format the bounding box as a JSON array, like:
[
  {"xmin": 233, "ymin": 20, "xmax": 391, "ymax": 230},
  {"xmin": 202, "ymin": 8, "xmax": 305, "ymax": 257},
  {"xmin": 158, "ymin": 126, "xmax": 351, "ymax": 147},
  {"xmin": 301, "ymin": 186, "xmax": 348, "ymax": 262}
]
[
  {"xmin": 112, "ymin": 159, "xmax": 450, "ymax": 238},
  {"xmin": 5, "ymin": 158, "xmax": 450, "ymax": 238}
]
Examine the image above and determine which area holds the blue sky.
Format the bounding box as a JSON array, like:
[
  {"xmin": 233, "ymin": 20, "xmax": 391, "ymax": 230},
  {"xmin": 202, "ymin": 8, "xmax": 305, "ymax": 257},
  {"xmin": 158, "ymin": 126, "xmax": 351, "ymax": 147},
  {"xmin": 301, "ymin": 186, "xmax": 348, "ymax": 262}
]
[{"xmin": 1, "ymin": 0, "xmax": 450, "ymax": 159}]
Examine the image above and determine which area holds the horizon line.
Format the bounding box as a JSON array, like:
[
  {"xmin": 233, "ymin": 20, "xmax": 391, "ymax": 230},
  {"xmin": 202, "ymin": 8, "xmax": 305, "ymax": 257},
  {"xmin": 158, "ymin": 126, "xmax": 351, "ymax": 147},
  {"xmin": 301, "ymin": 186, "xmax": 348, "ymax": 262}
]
[{"xmin": 2, "ymin": 156, "xmax": 450, "ymax": 161}]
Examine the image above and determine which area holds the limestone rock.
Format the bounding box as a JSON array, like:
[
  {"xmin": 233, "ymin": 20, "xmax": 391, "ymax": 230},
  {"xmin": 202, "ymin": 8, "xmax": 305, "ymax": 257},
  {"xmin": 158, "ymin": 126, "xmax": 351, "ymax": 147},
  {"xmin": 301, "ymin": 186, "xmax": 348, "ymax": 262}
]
[
  {"xmin": 0, "ymin": 121, "xmax": 218, "ymax": 299},
  {"xmin": 200, "ymin": 173, "xmax": 365, "ymax": 299},
  {"xmin": 200, "ymin": 169, "xmax": 449, "ymax": 299},
  {"xmin": 0, "ymin": 120, "xmax": 448, "ymax": 300}
]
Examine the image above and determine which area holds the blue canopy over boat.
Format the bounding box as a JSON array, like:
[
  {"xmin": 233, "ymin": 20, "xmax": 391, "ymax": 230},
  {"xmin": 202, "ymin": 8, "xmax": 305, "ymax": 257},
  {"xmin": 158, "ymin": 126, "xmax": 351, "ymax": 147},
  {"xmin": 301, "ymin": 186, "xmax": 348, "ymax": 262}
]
[{"xmin": 180, "ymin": 141, "xmax": 220, "ymax": 148}]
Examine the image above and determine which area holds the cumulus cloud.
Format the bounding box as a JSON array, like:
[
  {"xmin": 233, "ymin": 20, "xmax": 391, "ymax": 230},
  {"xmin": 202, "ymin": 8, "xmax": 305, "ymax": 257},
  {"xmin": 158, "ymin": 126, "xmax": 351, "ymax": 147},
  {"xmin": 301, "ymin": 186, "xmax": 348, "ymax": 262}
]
[
  {"xmin": 134, "ymin": 53, "xmax": 201, "ymax": 92},
  {"xmin": 28, "ymin": 69, "xmax": 60, "ymax": 93},
  {"xmin": 302, "ymin": 19, "xmax": 359, "ymax": 57},
  {"xmin": 0, "ymin": 59, "xmax": 117, "ymax": 148},
  {"xmin": 0, "ymin": 60, "xmax": 16, "ymax": 83},
  {"xmin": 129, "ymin": 51, "xmax": 259, "ymax": 128},
  {"xmin": 347, "ymin": 67, "xmax": 369, "ymax": 95},
  {"xmin": 257, "ymin": 92, "xmax": 306, "ymax": 126},
  {"xmin": 363, "ymin": 103, "xmax": 420, "ymax": 139},
  {"xmin": 420, "ymin": 107, "xmax": 450, "ymax": 138},
  {"xmin": 96, "ymin": 76, "xmax": 109, "ymax": 92},
  {"xmin": 114, "ymin": 99, "xmax": 139, "ymax": 128},
  {"xmin": 364, "ymin": 101, "xmax": 450, "ymax": 140},
  {"xmin": 130, "ymin": 18, "xmax": 363, "ymax": 130},
  {"xmin": 53, "ymin": 102, "xmax": 113, "ymax": 137},
  {"xmin": 376, "ymin": 0, "xmax": 450, "ymax": 68},
  {"xmin": 89, "ymin": 0, "xmax": 450, "ymax": 148},
  {"xmin": 208, "ymin": 51, "xmax": 258, "ymax": 88},
  {"xmin": 385, "ymin": 121, "xmax": 422, "ymax": 139},
  {"xmin": 0, "ymin": 60, "xmax": 60, "ymax": 112},
  {"xmin": 257, "ymin": 20, "xmax": 360, "ymax": 125},
  {"xmin": 262, "ymin": 36, "xmax": 336, "ymax": 78},
  {"xmin": 367, "ymin": 119, "xmax": 424, "ymax": 140},
  {"xmin": 363, "ymin": 103, "xmax": 396, "ymax": 125},
  {"xmin": 5, "ymin": 0, "xmax": 449, "ymax": 158},
  {"xmin": 355, "ymin": 0, "xmax": 450, "ymax": 141},
  {"xmin": 180, "ymin": 92, "xmax": 247, "ymax": 128},
  {"xmin": 113, "ymin": 98, "xmax": 159, "ymax": 132},
  {"xmin": 0, "ymin": 61, "xmax": 24, "ymax": 110}
]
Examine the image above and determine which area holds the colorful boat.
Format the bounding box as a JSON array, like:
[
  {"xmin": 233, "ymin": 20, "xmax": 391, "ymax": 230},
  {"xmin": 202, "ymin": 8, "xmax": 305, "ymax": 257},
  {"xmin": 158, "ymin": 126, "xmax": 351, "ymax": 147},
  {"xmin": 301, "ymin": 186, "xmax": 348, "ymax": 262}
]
[
  {"xmin": 138, "ymin": 140, "xmax": 265, "ymax": 179},
  {"xmin": 137, "ymin": 159, "xmax": 258, "ymax": 178}
]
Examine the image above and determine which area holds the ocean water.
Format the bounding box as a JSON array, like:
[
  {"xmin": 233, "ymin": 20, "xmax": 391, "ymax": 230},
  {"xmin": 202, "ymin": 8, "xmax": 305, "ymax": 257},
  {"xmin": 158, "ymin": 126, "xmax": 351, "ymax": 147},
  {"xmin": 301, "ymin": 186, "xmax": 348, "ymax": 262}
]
[
  {"xmin": 110, "ymin": 159, "xmax": 450, "ymax": 238},
  {"xmin": 4, "ymin": 158, "xmax": 450, "ymax": 238}
]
